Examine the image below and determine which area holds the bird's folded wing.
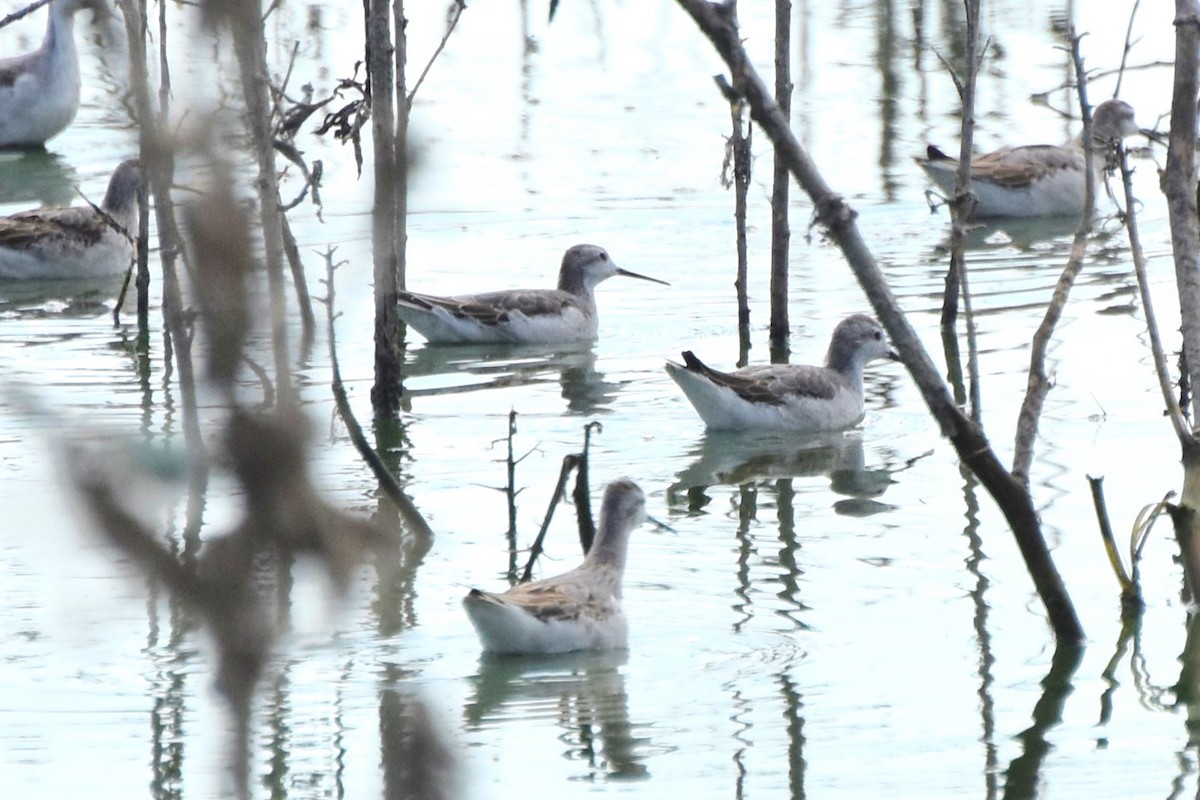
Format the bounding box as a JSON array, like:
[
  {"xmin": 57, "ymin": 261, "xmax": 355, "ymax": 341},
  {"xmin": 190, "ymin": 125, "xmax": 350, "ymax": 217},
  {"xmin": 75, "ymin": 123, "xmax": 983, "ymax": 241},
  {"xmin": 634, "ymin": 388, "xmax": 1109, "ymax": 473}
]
[
  {"xmin": 683, "ymin": 353, "xmax": 839, "ymax": 403},
  {"xmin": 398, "ymin": 291, "xmax": 509, "ymax": 326},
  {"xmin": 970, "ymin": 145, "xmax": 1083, "ymax": 189},
  {"xmin": 398, "ymin": 289, "xmax": 577, "ymax": 325},
  {"xmin": 469, "ymin": 289, "xmax": 579, "ymax": 318},
  {"xmin": 0, "ymin": 208, "xmax": 106, "ymax": 248},
  {"xmin": 0, "ymin": 219, "xmax": 52, "ymax": 250},
  {"xmin": 742, "ymin": 364, "xmax": 840, "ymax": 401},
  {"xmin": 681, "ymin": 352, "xmax": 786, "ymax": 405},
  {"xmin": 469, "ymin": 576, "xmax": 605, "ymax": 623}
]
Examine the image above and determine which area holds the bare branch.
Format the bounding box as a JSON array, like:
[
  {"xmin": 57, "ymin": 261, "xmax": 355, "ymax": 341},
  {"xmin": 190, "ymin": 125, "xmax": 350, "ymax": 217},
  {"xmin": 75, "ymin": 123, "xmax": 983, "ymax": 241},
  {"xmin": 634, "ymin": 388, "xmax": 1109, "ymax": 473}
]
[
  {"xmin": 407, "ymin": 0, "xmax": 466, "ymax": 105},
  {"xmin": 0, "ymin": 0, "xmax": 51, "ymax": 30},
  {"xmin": 1012, "ymin": 31, "xmax": 1097, "ymax": 488},
  {"xmin": 675, "ymin": 0, "xmax": 1084, "ymax": 643},
  {"xmin": 323, "ymin": 249, "xmax": 435, "ymax": 544},
  {"xmin": 1114, "ymin": 0, "xmax": 1143, "ymax": 97}
]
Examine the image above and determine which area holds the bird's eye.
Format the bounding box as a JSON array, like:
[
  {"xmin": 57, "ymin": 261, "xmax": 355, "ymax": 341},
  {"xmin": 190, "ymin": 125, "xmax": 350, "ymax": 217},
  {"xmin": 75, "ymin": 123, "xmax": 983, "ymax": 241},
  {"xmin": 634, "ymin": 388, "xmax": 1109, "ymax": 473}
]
[
  {"xmin": 873, "ymin": 330, "xmax": 883, "ymax": 340},
  {"xmin": 600, "ymin": 253, "xmax": 609, "ymax": 261}
]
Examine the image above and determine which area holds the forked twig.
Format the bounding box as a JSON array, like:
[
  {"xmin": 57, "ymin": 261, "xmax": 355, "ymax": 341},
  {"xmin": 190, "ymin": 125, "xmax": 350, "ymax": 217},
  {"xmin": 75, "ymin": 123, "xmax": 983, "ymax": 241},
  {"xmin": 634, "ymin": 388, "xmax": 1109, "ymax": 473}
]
[
  {"xmin": 1012, "ymin": 31, "xmax": 1097, "ymax": 488},
  {"xmin": 0, "ymin": 0, "xmax": 50, "ymax": 30},
  {"xmin": 519, "ymin": 454, "xmax": 581, "ymax": 583},
  {"xmin": 407, "ymin": 1, "xmax": 467, "ymax": 105},
  {"xmin": 322, "ymin": 248, "xmax": 433, "ymax": 543}
]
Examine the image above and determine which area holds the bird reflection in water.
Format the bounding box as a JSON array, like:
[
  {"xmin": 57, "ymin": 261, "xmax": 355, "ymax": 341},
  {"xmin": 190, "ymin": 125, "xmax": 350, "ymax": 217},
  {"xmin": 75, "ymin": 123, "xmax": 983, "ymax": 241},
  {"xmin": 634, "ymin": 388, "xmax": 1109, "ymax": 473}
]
[
  {"xmin": 402, "ymin": 341, "xmax": 622, "ymax": 415},
  {"xmin": 464, "ymin": 649, "xmax": 651, "ymax": 781},
  {"xmin": 669, "ymin": 430, "xmax": 899, "ymax": 517},
  {"xmin": 0, "ymin": 275, "xmax": 124, "ymax": 318},
  {"xmin": 0, "ymin": 150, "xmax": 76, "ymax": 208},
  {"xmin": 932, "ymin": 214, "xmax": 1082, "ymax": 254}
]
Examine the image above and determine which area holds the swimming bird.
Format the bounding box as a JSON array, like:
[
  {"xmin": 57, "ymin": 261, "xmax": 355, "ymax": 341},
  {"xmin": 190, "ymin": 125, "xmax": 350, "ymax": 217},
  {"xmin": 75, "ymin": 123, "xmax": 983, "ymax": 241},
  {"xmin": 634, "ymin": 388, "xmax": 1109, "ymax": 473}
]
[
  {"xmin": 0, "ymin": 158, "xmax": 140, "ymax": 280},
  {"xmin": 915, "ymin": 98, "xmax": 1142, "ymax": 218},
  {"xmin": 463, "ymin": 478, "xmax": 647, "ymax": 655},
  {"xmin": 0, "ymin": 0, "xmax": 106, "ymax": 148},
  {"xmin": 397, "ymin": 244, "xmax": 669, "ymax": 344},
  {"xmin": 665, "ymin": 314, "xmax": 899, "ymax": 432}
]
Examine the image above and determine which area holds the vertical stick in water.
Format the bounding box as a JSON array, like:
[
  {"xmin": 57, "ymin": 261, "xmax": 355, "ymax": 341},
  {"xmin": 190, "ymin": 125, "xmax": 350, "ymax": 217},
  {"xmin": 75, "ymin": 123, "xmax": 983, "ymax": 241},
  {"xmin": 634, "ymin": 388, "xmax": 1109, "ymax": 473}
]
[
  {"xmin": 769, "ymin": 0, "xmax": 792, "ymax": 359},
  {"xmin": 366, "ymin": 0, "xmax": 404, "ymax": 414}
]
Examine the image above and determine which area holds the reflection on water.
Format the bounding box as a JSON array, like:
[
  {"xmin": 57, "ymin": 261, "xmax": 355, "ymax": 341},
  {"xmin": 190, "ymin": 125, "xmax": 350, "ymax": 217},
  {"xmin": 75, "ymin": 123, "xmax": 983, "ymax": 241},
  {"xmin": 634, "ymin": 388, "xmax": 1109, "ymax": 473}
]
[
  {"xmin": 928, "ymin": 214, "xmax": 1083, "ymax": 253},
  {"xmin": 465, "ymin": 649, "xmax": 652, "ymax": 781},
  {"xmin": 2, "ymin": 0, "xmax": 1195, "ymax": 797},
  {"xmin": 0, "ymin": 150, "xmax": 76, "ymax": 208},
  {"xmin": 403, "ymin": 341, "xmax": 621, "ymax": 414},
  {"xmin": 0, "ymin": 275, "xmax": 124, "ymax": 318},
  {"xmin": 668, "ymin": 430, "xmax": 897, "ymax": 517},
  {"xmin": 1003, "ymin": 643, "xmax": 1084, "ymax": 799}
]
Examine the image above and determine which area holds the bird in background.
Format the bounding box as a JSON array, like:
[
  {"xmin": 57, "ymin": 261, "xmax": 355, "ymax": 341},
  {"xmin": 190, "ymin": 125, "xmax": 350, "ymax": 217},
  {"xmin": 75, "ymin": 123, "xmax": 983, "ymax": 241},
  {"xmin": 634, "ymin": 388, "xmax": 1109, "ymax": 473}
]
[
  {"xmin": 665, "ymin": 314, "xmax": 900, "ymax": 432},
  {"xmin": 915, "ymin": 98, "xmax": 1143, "ymax": 218},
  {"xmin": 397, "ymin": 244, "xmax": 669, "ymax": 345},
  {"xmin": 463, "ymin": 477, "xmax": 648, "ymax": 655},
  {"xmin": 0, "ymin": 0, "xmax": 108, "ymax": 148},
  {"xmin": 0, "ymin": 158, "xmax": 141, "ymax": 280}
]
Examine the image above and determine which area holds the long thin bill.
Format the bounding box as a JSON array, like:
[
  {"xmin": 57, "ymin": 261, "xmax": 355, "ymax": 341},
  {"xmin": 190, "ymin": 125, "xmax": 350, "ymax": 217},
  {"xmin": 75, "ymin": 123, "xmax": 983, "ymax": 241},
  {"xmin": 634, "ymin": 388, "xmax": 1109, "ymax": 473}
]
[{"xmin": 616, "ymin": 267, "xmax": 670, "ymax": 286}]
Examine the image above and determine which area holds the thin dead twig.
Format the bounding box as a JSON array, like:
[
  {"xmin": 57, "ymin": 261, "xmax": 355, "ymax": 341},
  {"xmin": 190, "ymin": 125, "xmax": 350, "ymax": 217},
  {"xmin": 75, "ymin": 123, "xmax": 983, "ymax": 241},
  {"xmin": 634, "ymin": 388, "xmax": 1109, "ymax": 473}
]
[
  {"xmin": 407, "ymin": 0, "xmax": 467, "ymax": 105},
  {"xmin": 322, "ymin": 248, "xmax": 434, "ymax": 544},
  {"xmin": 0, "ymin": 0, "xmax": 50, "ymax": 30},
  {"xmin": 1012, "ymin": 31, "xmax": 1097, "ymax": 488},
  {"xmin": 520, "ymin": 454, "xmax": 582, "ymax": 583}
]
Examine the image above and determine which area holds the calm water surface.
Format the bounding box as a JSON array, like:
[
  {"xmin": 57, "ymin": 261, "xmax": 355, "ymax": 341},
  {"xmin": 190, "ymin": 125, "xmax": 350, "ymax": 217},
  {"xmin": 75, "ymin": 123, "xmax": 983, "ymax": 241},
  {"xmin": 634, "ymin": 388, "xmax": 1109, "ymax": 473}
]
[{"xmin": 0, "ymin": 1, "xmax": 1194, "ymax": 798}]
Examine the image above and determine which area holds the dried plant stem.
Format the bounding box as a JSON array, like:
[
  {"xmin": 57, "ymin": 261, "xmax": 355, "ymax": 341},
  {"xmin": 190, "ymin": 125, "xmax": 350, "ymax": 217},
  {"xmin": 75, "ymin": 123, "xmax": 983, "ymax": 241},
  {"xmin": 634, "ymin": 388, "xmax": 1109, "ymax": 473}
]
[
  {"xmin": 1012, "ymin": 33, "xmax": 1095, "ymax": 488},
  {"xmin": 323, "ymin": 251, "xmax": 433, "ymax": 544},
  {"xmin": 520, "ymin": 455, "xmax": 581, "ymax": 583},
  {"xmin": 395, "ymin": 0, "xmax": 409, "ymax": 296},
  {"xmin": 280, "ymin": 214, "xmax": 316, "ymax": 350},
  {"xmin": 1114, "ymin": 136, "xmax": 1199, "ymax": 600},
  {"xmin": 505, "ymin": 410, "xmax": 520, "ymax": 580},
  {"xmin": 1088, "ymin": 476, "xmax": 1143, "ymax": 614},
  {"xmin": 769, "ymin": 0, "xmax": 791, "ymax": 354},
  {"xmin": 573, "ymin": 421, "xmax": 602, "ymax": 552},
  {"xmin": 1164, "ymin": 0, "xmax": 1200, "ymax": 603},
  {"xmin": 1168, "ymin": 1, "xmax": 1200, "ymax": 423},
  {"xmin": 406, "ymin": 0, "xmax": 466, "ymax": 105},
  {"xmin": 367, "ymin": 0, "xmax": 403, "ymax": 414},
  {"xmin": 1114, "ymin": 0, "xmax": 1143, "ymax": 98},
  {"xmin": 0, "ymin": 0, "xmax": 49, "ymax": 30},
  {"xmin": 716, "ymin": 75, "xmax": 753, "ymax": 364},
  {"xmin": 935, "ymin": 0, "xmax": 984, "ymax": 422},
  {"xmin": 677, "ymin": 0, "xmax": 1083, "ymax": 643},
  {"xmin": 1118, "ymin": 149, "xmax": 1194, "ymax": 446}
]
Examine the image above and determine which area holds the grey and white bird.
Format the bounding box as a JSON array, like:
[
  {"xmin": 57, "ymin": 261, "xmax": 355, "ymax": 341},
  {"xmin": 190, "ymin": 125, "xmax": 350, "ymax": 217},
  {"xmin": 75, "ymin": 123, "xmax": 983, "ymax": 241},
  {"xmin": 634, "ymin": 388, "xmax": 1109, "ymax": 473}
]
[
  {"xmin": 0, "ymin": 159, "xmax": 140, "ymax": 280},
  {"xmin": 397, "ymin": 244, "xmax": 669, "ymax": 345},
  {"xmin": 0, "ymin": 0, "xmax": 107, "ymax": 148},
  {"xmin": 915, "ymin": 98, "xmax": 1142, "ymax": 218},
  {"xmin": 463, "ymin": 478, "xmax": 647, "ymax": 655},
  {"xmin": 665, "ymin": 314, "xmax": 899, "ymax": 431}
]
